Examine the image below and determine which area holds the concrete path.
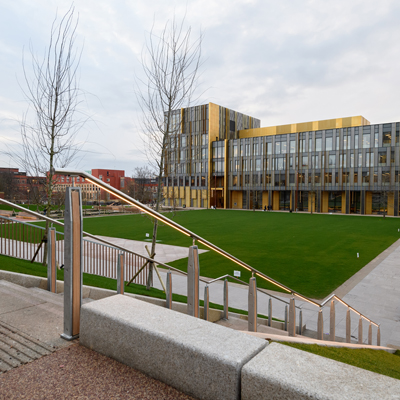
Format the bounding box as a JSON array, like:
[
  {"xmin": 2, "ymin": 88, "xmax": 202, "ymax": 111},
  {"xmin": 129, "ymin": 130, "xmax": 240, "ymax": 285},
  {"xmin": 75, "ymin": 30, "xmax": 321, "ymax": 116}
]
[{"xmin": 93, "ymin": 235, "xmax": 208, "ymax": 265}]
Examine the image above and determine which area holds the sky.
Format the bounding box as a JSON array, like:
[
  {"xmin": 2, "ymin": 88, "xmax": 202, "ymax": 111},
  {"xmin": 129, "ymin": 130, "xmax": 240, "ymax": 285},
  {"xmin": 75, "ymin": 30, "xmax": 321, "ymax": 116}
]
[{"xmin": 1, "ymin": 0, "xmax": 400, "ymax": 177}]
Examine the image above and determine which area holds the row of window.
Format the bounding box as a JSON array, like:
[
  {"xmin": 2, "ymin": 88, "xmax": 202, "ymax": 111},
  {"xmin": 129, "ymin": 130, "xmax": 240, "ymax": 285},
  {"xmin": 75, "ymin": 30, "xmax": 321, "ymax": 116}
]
[{"xmin": 231, "ymin": 170, "xmax": 397, "ymax": 187}]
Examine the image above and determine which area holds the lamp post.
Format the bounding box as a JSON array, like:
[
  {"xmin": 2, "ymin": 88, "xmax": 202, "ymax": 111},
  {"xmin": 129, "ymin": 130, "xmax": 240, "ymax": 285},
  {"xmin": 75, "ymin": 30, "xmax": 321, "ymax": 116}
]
[{"xmin": 27, "ymin": 189, "xmax": 30, "ymax": 207}]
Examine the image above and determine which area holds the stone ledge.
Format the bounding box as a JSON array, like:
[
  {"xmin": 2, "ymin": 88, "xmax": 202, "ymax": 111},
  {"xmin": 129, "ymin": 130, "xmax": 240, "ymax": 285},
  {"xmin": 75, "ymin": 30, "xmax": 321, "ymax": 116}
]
[
  {"xmin": 80, "ymin": 294, "xmax": 267, "ymax": 400},
  {"xmin": 241, "ymin": 342, "xmax": 400, "ymax": 400}
]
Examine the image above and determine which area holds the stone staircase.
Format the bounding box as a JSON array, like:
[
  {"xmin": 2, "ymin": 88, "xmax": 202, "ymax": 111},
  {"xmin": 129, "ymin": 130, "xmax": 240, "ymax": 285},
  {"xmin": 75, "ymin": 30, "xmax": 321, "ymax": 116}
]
[{"xmin": 0, "ymin": 280, "xmax": 73, "ymax": 373}]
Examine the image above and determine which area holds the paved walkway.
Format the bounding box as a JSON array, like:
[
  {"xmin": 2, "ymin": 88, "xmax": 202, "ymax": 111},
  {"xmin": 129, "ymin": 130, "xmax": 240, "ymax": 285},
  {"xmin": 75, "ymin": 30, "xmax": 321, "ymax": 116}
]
[{"xmin": 0, "ymin": 280, "xmax": 194, "ymax": 399}]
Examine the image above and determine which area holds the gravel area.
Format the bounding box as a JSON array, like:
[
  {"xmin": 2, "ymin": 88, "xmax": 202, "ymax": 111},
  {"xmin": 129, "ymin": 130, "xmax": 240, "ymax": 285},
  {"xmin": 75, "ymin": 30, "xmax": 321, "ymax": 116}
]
[{"xmin": 0, "ymin": 344, "xmax": 195, "ymax": 400}]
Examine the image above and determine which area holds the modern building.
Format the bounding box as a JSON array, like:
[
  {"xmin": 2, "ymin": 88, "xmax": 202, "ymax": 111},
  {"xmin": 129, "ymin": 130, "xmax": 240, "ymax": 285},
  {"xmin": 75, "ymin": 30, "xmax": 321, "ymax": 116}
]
[{"xmin": 163, "ymin": 102, "xmax": 400, "ymax": 216}]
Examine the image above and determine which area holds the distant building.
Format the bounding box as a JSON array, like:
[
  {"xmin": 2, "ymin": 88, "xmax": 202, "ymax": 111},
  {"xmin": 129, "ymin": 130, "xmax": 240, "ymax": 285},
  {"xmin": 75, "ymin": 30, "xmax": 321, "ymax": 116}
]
[{"xmin": 162, "ymin": 102, "xmax": 400, "ymax": 215}]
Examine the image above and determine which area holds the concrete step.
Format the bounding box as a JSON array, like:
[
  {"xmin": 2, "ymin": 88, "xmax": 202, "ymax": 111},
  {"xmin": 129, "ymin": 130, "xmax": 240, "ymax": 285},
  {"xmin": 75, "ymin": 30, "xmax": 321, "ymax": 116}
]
[{"xmin": 0, "ymin": 321, "xmax": 54, "ymax": 374}]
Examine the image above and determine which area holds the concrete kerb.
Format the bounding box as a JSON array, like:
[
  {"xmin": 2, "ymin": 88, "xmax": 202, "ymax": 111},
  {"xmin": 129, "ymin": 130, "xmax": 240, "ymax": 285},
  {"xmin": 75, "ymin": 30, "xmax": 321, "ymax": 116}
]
[{"xmin": 241, "ymin": 342, "xmax": 400, "ymax": 400}]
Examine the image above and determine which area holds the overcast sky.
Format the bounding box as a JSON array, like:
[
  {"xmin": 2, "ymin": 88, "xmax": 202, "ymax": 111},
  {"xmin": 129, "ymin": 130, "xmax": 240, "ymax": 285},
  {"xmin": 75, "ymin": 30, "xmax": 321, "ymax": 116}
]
[{"xmin": 1, "ymin": 0, "xmax": 400, "ymax": 176}]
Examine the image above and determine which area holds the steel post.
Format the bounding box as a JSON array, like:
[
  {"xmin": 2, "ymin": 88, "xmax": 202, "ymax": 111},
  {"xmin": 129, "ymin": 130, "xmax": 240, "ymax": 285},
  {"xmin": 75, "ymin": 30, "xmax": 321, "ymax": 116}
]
[
  {"xmin": 288, "ymin": 298, "xmax": 296, "ymax": 337},
  {"xmin": 61, "ymin": 187, "xmax": 83, "ymax": 341},
  {"xmin": 248, "ymin": 277, "xmax": 257, "ymax": 332},
  {"xmin": 117, "ymin": 253, "xmax": 124, "ymax": 295},
  {"xmin": 166, "ymin": 271, "xmax": 172, "ymax": 309},
  {"xmin": 187, "ymin": 246, "xmax": 200, "ymax": 317},
  {"xmin": 317, "ymin": 309, "xmax": 324, "ymax": 340},
  {"xmin": 268, "ymin": 298, "xmax": 272, "ymax": 327},
  {"xmin": 204, "ymin": 285, "xmax": 209, "ymax": 321},
  {"xmin": 330, "ymin": 300, "xmax": 335, "ymax": 341},
  {"xmin": 47, "ymin": 227, "xmax": 57, "ymax": 293},
  {"xmin": 223, "ymin": 278, "xmax": 228, "ymax": 320},
  {"xmin": 346, "ymin": 308, "xmax": 351, "ymax": 343},
  {"xmin": 358, "ymin": 316, "xmax": 363, "ymax": 344}
]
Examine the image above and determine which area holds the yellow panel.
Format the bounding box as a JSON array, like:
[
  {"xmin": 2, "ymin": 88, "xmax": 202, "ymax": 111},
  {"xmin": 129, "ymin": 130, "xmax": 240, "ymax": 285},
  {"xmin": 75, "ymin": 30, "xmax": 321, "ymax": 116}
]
[
  {"xmin": 365, "ymin": 191, "xmax": 372, "ymax": 215},
  {"xmin": 309, "ymin": 192, "xmax": 316, "ymax": 213},
  {"xmin": 238, "ymin": 115, "xmax": 370, "ymax": 139},
  {"xmin": 179, "ymin": 187, "xmax": 184, "ymax": 198},
  {"xmin": 191, "ymin": 189, "xmax": 197, "ymax": 199},
  {"xmin": 341, "ymin": 192, "xmax": 346, "ymax": 214},
  {"xmin": 231, "ymin": 191, "xmax": 242, "ymax": 209},
  {"xmin": 202, "ymin": 189, "xmax": 207, "ymax": 199},
  {"xmin": 262, "ymin": 191, "xmax": 269, "ymax": 209},
  {"xmin": 388, "ymin": 192, "xmax": 394, "ymax": 216},
  {"xmin": 321, "ymin": 192, "xmax": 329, "ymax": 213},
  {"xmin": 272, "ymin": 191, "xmax": 279, "ymax": 211}
]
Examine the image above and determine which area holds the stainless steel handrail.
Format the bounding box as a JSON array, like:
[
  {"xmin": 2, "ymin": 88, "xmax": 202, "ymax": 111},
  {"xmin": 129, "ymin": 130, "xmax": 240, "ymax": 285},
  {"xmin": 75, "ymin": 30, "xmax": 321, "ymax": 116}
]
[
  {"xmin": 205, "ymin": 273, "xmax": 301, "ymax": 309},
  {"xmin": 51, "ymin": 169, "xmax": 380, "ymax": 327}
]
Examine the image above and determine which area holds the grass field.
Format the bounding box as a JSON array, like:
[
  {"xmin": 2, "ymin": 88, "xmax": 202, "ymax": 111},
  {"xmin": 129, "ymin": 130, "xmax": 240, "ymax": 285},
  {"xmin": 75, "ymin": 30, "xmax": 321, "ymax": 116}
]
[
  {"xmin": 281, "ymin": 342, "xmax": 400, "ymax": 380},
  {"xmin": 31, "ymin": 209, "xmax": 400, "ymax": 299}
]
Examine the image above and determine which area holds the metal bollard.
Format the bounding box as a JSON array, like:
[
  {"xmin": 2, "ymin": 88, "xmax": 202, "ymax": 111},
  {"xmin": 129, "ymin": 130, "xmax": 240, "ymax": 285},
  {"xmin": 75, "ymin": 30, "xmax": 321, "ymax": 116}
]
[
  {"xmin": 204, "ymin": 285, "xmax": 209, "ymax": 321},
  {"xmin": 166, "ymin": 271, "xmax": 172, "ymax": 309},
  {"xmin": 117, "ymin": 253, "xmax": 124, "ymax": 295},
  {"xmin": 248, "ymin": 277, "xmax": 257, "ymax": 332},
  {"xmin": 187, "ymin": 246, "xmax": 200, "ymax": 317}
]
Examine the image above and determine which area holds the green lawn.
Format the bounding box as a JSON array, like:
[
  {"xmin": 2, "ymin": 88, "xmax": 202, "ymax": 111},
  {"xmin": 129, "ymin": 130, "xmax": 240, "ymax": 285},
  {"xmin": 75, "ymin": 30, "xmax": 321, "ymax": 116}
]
[
  {"xmin": 30, "ymin": 210, "xmax": 400, "ymax": 298},
  {"xmin": 281, "ymin": 342, "xmax": 400, "ymax": 380}
]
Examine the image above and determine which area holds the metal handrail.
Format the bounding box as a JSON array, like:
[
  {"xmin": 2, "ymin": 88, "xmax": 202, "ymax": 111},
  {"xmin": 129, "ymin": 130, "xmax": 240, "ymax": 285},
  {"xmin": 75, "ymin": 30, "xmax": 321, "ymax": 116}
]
[
  {"xmin": 205, "ymin": 273, "xmax": 301, "ymax": 309},
  {"xmin": 50, "ymin": 169, "xmax": 380, "ymax": 327},
  {"xmin": 0, "ymin": 186, "xmax": 379, "ymax": 328}
]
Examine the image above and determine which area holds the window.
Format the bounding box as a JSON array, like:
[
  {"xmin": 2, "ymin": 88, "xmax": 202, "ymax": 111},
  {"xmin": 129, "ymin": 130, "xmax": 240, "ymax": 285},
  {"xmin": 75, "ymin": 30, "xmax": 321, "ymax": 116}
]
[
  {"xmin": 253, "ymin": 143, "xmax": 259, "ymax": 155},
  {"xmin": 275, "ymin": 142, "xmax": 281, "ymax": 154},
  {"xmin": 290, "ymin": 140, "xmax": 296, "ymax": 153},
  {"xmin": 329, "ymin": 155, "xmax": 335, "ymax": 168},
  {"xmin": 379, "ymin": 151, "xmax": 387, "ymax": 166},
  {"xmin": 245, "ymin": 144, "xmax": 250, "ymax": 156},
  {"xmin": 375, "ymin": 132, "xmax": 379, "ymax": 147},
  {"xmin": 281, "ymin": 141, "xmax": 287, "ymax": 154},
  {"xmin": 309, "ymin": 138, "xmax": 312, "ymax": 152},
  {"xmin": 181, "ymin": 136, "xmax": 187, "ymax": 147},
  {"xmin": 266, "ymin": 142, "xmax": 272, "ymax": 155},
  {"xmin": 354, "ymin": 134, "xmax": 359, "ymax": 150},
  {"xmin": 315, "ymin": 138, "xmax": 322, "ymax": 152},
  {"xmin": 383, "ymin": 124, "xmax": 392, "ymax": 147},
  {"xmin": 255, "ymin": 159, "xmax": 261, "ymax": 171},
  {"xmin": 350, "ymin": 153, "xmax": 354, "ymax": 168},
  {"xmin": 363, "ymin": 133, "xmax": 370, "ymax": 149},
  {"xmin": 358, "ymin": 153, "xmax": 362, "ymax": 167},
  {"xmin": 336, "ymin": 135, "xmax": 339, "ymax": 150},
  {"xmin": 277, "ymin": 158, "xmax": 284, "ymax": 170},
  {"xmin": 302, "ymin": 156, "xmax": 308, "ymax": 168},
  {"xmin": 326, "ymin": 137, "xmax": 333, "ymax": 151},
  {"xmin": 233, "ymin": 144, "xmax": 238, "ymax": 157}
]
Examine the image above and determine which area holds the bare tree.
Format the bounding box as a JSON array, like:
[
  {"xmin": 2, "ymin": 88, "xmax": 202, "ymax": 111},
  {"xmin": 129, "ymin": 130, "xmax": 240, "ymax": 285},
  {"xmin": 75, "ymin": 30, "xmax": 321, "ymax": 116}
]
[
  {"xmin": 137, "ymin": 16, "xmax": 202, "ymax": 289},
  {"xmin": 15, "ymin": 6, "xmax": 84, "ymax": 263}
]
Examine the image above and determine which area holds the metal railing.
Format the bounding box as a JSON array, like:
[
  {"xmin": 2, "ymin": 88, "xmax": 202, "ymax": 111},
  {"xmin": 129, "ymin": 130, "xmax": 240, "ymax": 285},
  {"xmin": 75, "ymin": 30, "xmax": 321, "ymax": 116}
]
[
  {"xmin": 0, "ymin": 213, "xmax": 149, "ymax": 286},
  {"xmin": 0, "ymin": 170, "xmax": 382, "ymax": 346}
]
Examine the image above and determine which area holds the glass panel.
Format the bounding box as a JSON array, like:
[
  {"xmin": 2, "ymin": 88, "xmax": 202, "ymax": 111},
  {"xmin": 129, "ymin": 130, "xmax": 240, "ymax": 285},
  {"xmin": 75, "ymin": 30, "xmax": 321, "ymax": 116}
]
[
  {"xmin": 363, "ymin": 133, "xmax": 370, "ymax": 149},
  {"xmin": 326, "ymin": 137, "xmax": 333, "ymax": 151},
  {"xmin": 290, "ymin": 140, "xmax": 296, "ymax": 153},
  {"xmin": 316, "ymin": 138, "xmax": 322, "ymax": 152}
]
